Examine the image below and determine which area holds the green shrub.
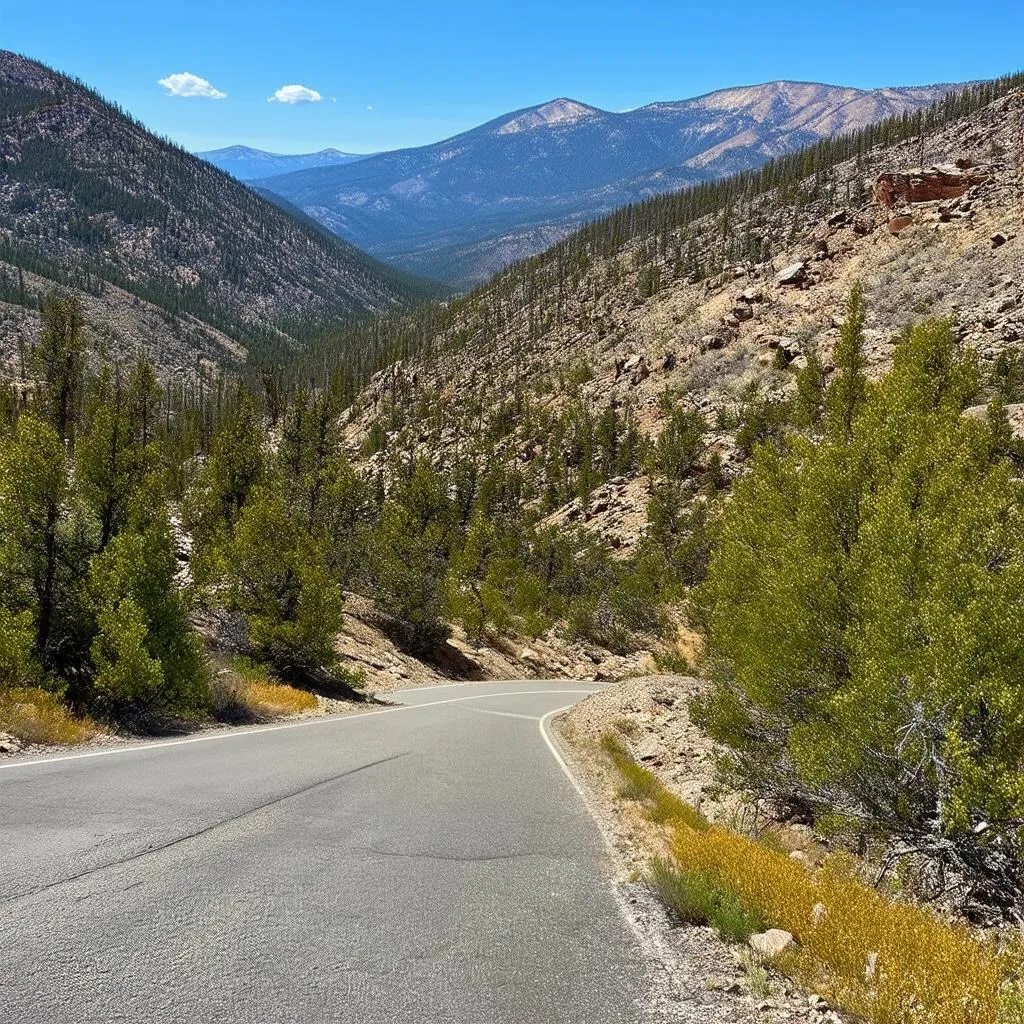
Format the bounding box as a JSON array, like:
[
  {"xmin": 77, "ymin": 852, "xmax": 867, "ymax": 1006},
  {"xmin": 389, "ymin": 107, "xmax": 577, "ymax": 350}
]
[
  {"xmin": 648, "ymin": 857, "xmax": 766, "ymax": 942},
  {"xmin": 89, "ymin": 510, "xmax": 210, "ymax": 725},
  {"xmin": 695, "ymin": 299, "xmax": 1024, "ymax": 903}
]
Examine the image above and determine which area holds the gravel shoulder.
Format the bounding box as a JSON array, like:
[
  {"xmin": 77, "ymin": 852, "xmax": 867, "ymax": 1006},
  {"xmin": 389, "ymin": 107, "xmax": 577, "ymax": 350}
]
[{"xmin": 551, "ymin": 676, "xmax": 844, "ymax": 1024}]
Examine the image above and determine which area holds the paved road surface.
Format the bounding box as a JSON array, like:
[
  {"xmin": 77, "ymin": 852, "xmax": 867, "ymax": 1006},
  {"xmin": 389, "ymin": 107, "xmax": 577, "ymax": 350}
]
[{"xmin": 1, "ymin": 682, "xmax": 654, "ymax": 1023}]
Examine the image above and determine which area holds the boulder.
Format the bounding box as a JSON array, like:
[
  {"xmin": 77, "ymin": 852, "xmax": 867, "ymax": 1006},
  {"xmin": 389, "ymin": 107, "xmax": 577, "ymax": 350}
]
[
  {"xmin": 888, "ymin": 214, "xmax": 915, "ymax": 235},
  {"xmin": 992, "ymin": 232, "xmax": 1008, "ymax": 248},
  {"xmin": 749, "ymin": 929, "xmax": 797, "ymax": 958},
  {"xmin": 0, "ymin": 731, "xmax": 22, "ymax": 755},
  {"xmin": 777, "ymin": 261, "xmax": 807, "ymax": 286},
  {"xmin": 622, "ymin": 354, "xmax": 642, "ymax": 373},
  {"xmin": 740, "ymin": 287, "xmax": 764, "ymax": 303},
  {"xmin": 731, "ymin": 304, "xmax": 754, "ymax": 321}
]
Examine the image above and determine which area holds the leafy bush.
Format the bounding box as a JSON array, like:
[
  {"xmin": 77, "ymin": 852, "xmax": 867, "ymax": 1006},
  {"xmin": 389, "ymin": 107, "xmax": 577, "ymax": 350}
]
[
  {"xmin": 652, "ymin": 649, "xmax": 693, "ymax": 675},
  {"xmin": 0, "ymin": 608, "xmax": 42, "ymax": 688},
  {"xmin": 695, "ymin": 300, "xmax": 1024, "ymax": 909}
]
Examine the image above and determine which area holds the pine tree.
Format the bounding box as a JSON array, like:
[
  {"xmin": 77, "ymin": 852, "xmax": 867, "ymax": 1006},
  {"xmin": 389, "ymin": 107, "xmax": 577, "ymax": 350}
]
[
  {"xmin": 31, "ymin": 294, "xmax": 86, "ymax": 444},
  {"xmin": 76, "ymin": 362, "xmax": 159, "ymax": 551},
  {"xmin": 88, "ymin": 488, "xmax": 210, "ymax": 724},
  {"xmin": 0, "ymin": 415, "xmax": 85, "ymax": 670}
]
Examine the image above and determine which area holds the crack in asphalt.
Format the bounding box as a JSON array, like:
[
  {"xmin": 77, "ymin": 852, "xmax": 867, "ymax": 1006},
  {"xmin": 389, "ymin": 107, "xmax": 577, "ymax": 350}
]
[
  {"xmin": 0, "ymin": 752, "xmax": 407, "ymax": 910},
  {"xmin": 357, "ymin": 846, "xmax": 539, "ymax": 864}
]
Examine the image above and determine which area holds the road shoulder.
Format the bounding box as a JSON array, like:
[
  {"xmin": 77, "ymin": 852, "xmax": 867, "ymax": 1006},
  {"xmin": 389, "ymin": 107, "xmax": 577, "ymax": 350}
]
[{"xmin": 547, "ymin": 680, "xmax": 822, "ymax": 1024}]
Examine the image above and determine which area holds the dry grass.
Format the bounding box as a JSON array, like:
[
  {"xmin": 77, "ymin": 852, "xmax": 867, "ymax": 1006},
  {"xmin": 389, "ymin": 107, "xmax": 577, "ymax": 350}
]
[
  {"xmin": 0, "ymin": 687, "xmax": 98, "ymax": 746},
  {"xmin": 211, "ymin": 658, "xmax": 318, "ymax": 722},
  {"xmin": 673, "ymin": 826, "xmax": 1004, "ymax": 1024},
  {"xmin": 243, "ymin": 681, "xmax": 317, "ymax": 717},
  {"xmin": 601, "ymin": 732, "xmax": 709, "ymax": 831},
  {"xmin": 600, "ymin": 731, "xmax": 1011, "ymax": 1024}
]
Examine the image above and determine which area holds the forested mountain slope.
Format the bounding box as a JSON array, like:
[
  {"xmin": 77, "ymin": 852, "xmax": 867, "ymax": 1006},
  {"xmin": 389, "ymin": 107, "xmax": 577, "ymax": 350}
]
[
  {"xmin": 259, "ymin": 81, "xmax": 955, "ymax": 285},
  {"xmin": 0, "ymin": 51, "xmax": 435, "ymax": 375}
]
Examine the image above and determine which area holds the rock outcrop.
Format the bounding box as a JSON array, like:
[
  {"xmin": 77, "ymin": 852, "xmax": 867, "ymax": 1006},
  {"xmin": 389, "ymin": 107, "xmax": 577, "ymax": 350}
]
[{"xmin": 874, "ymin": 165, "xmax": 990, "ymax": 208}]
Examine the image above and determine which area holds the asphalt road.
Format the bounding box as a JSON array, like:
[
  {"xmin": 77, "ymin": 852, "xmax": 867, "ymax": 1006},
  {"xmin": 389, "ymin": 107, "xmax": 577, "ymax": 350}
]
[{"xmin": 0, "ymin": 681, "xmax": 654, "ymax": 1023}]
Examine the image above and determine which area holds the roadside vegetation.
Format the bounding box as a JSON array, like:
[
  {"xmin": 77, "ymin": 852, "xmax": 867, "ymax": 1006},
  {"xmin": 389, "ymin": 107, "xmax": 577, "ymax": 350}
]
[
  {"xmin": 602, "ymin": 733, "xmax": 1013, "ymax": 1024},
  {"xmin": 209, "ymin": 657, "xmax": 318, "ymax": 723},
  {"xmin": 694, "ymin": 286, "xmax": 1024, "ymax": 917},
  {"xmin": 0, "ymin": 294, "xmax": 681, "ymax": 744},
  {"xmin": 0, "ymin": 686, "xmax": 99, "ymax": 745}
]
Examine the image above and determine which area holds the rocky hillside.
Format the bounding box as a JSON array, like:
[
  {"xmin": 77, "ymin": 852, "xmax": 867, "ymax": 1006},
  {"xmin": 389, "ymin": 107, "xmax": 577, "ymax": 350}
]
[
  {"xmin": 0, "ymin": 51, "xmax": 435, "ymax": 376},
  {"xmin": 337, "ymin": 76, "xmax": 1024, "ymax": 555},
  {"xmin": 259, "ymin": 81, "xmax": 955, "ymax": 286}
]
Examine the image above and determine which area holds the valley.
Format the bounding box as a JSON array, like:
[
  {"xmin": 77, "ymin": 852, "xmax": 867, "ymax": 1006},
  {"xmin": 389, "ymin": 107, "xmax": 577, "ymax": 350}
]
[
  {"xmin": 0, "ymin": 52, "xmax": 437, "ymax": 376},
  {"xmin": 254, "ymin": 81, "xmax": 955, "ymax": 285},
  {"xmin": 2, "ymin": 34, "xmax": 1024, "ymax": 1024}
]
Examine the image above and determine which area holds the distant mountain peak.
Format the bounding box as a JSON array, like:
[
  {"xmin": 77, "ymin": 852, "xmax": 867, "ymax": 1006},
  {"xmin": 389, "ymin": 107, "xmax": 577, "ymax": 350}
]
[
  {"xmin": 496, "ymin": 98, "xmax": 601, "ymax": 135},
  {"xmin": 258, "ymin": 77, "xmax": 959, "ymax": 287},
  {"xmin": 197, "ymin": 145, "xmax": 370, "ymax": 180}
]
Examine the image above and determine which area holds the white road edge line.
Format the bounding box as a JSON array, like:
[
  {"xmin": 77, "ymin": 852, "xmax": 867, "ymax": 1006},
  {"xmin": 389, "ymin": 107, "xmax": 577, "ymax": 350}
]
[
  {"xmin": 465, "ymin": 707, "xmax": 542, "ymax": 721},
  {"xmin": 538, "ymin": 704, "xmax": 588, "ymax": 800},
  {"xmin": 0, "ymin": 689, "xmax": 598, "ymax": 771}
]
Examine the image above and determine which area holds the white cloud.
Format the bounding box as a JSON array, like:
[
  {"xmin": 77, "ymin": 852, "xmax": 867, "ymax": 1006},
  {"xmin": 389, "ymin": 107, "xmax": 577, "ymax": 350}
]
[
  {"xmin": 366, "ymin": 105, "xmax": 374, "ymax": 112},
  {"xmin": 268, "ymin": 84, "xmax": 322, "ymax": 105},
  {"xmin": 158, "ymin": 72, "xmax": 226, "ymax": 99}
]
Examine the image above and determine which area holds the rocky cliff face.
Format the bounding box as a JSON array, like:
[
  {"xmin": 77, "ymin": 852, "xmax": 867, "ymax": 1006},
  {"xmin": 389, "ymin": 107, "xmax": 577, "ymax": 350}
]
[{"xmin": 258, "ymin": 80, "xmax": 955, "ymax": 286}]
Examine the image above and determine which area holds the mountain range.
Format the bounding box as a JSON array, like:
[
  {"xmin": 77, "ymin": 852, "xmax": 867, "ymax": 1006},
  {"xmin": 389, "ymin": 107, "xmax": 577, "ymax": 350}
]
[
  {"xmin": 198, "ymin": 145, "xmax": 370, "ymax": 181},
  {"xmin": 255, "ymin": 81, "xmax": 957, "ymax": 286},
  {"xmin": 0, "ymin": 51, "xmax": 434, "ymax": 373}
]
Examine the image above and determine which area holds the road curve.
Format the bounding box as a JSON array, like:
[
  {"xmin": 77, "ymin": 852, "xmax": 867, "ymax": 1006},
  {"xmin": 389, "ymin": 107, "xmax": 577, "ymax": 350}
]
[{"xmin": 1, "ymin": 681, "xmax": 653, "ymax": 1023}]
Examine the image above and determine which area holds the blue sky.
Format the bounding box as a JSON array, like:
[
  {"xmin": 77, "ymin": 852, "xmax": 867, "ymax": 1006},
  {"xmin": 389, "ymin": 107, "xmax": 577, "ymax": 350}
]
[{"xmin": 2, "ymin": 0, "xmax": 1022, "ymax": 154}]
